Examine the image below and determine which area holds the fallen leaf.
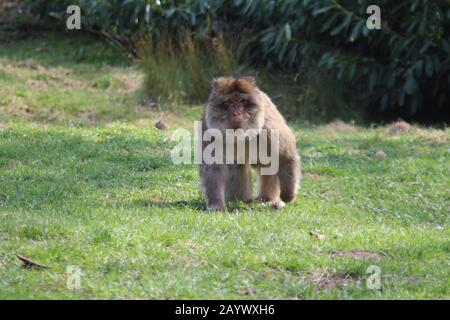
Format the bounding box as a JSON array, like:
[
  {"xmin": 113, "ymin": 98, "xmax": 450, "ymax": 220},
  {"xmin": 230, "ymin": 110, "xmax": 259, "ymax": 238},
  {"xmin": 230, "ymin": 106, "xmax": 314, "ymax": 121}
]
[
  {"xmin": 16, "ymin": 255, "xmax": 50, "ymax": 270},
  {"xmin": 309, "ymin": 230, "xmax": 327, "ymax": 241}
]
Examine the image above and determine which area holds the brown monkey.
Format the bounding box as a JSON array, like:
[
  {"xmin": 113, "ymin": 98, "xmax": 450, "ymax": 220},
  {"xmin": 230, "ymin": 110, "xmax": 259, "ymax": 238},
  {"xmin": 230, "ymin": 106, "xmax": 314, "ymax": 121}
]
[{"xmin": 199, "ymin": 76, "xmax": 301, "ymax": 211}]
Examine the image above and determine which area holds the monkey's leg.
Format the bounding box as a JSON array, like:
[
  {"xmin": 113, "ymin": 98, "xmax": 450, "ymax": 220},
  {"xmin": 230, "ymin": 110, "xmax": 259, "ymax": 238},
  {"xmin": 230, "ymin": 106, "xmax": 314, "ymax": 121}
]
[
  {"xmin": 200, "ymin": 164, "xmax": 226, "ymax": 211},
  {"xmin": 225, "ymin": 164, "xmax": 253, "ymax": 202},
  {"xmin": 278, "ymin": 157, "xmax": 301, "ymax": 203},
  {"xmin": 257, "ymin": 173, "xmax": 284, "ymax": 209}
]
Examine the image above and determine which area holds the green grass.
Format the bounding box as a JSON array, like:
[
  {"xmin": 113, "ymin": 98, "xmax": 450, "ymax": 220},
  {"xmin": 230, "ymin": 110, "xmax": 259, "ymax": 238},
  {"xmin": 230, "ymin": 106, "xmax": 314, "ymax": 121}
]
[{"xmin": 0, "ymin": 31, "xmax": 449, "ymax": 299}]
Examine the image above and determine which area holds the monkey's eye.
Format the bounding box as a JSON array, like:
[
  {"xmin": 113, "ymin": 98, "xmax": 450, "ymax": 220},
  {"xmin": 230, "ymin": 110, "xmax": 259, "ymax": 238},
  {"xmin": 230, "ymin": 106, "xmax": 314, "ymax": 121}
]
[
  {"xmin": 243, "ymin": 100, "xmax": 255, "ymax": 109},
  {"xmin": 221, "ymin": 101, "xmax": 231, "ymax": 109}
]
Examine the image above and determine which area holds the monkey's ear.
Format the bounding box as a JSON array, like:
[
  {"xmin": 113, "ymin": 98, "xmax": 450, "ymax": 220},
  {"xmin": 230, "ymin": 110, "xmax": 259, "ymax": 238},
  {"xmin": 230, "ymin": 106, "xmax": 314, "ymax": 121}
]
[
  {"xmin": 236, "ymin": 75, "xmax": 257, "ymax": 93},
  {"xmin": 212, "ymin": 77, "xmax": 223, "ymax": 90},
  {"xmin": 238, "ymin": 75, "xmax": 256, "ymax": 86},
  {"xmin": 212, "ymin": 77, "xmax": 233, "ymax": 91}
]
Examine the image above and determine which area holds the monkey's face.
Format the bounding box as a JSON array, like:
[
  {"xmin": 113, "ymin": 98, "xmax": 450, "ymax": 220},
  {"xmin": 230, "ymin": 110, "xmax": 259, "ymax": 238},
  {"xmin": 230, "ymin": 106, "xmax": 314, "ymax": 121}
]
[{"xmin": 205, "ymin": 77, "xmax": 265, "ymax": 133}]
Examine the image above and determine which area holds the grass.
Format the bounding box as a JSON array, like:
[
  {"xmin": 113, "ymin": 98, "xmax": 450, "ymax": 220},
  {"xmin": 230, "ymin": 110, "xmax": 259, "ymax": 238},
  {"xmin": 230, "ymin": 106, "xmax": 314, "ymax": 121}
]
[{"xmin": 0, "ymin": 31, "xmax": 449, "ymax": 299}]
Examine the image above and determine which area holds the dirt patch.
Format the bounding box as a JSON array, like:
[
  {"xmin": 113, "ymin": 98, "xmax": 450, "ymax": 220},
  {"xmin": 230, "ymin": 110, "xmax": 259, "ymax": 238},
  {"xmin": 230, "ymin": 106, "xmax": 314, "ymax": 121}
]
[
  {"xmin": 3, "ymin": 59, "xmax": 84, "ymax": 91},
  {"xmin": 47, "ymin": 67, "xmax": 84, "ymax": 90},
  {"xmin": 386, "ymin": 120, "xmax": 411, "ymax": 136},
  {"xmin": 308, "ymin": 272, "xmax": 360, "ymax": 290},
  {"xmin": 331, "ymin": 250, "xmax": 387, "ymax": 261},
  {"xmin": 27, "ymin": 79, "xmax": 50, "ymax": 91},
  {"xmin": 1, "ymin": 95, "xmax": 32, "ymax": 118}
]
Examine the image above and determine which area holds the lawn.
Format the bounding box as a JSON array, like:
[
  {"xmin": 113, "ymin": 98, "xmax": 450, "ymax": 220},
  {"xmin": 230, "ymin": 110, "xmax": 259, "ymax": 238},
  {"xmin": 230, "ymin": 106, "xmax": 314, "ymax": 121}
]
[{"xmin": 0, "ymin": 31, "xmax": 448, "ymax": 299}]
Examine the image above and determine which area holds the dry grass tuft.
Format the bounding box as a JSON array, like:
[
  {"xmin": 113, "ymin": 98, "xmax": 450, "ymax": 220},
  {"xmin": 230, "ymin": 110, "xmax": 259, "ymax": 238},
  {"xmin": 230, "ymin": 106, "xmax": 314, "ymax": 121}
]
[
  {"xmin": 386, "ymin": 120, "xmax": 411, "ymax": 136},
  {"xmin": 322, "ymin": 120, "xmax": 356, "ymax": 134},
  {"xmin": 138, "ymin": 30, "xmax": 243, "ymax": 105},
  {"xmin": 415, "ymin": 129, "xmax": 448, "ymax": 144}
]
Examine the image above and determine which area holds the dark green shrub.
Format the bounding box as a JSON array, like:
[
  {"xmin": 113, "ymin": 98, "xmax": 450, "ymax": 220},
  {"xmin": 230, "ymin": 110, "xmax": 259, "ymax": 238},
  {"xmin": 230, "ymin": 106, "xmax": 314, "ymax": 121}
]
[
  {"xmin": 27, "ymin": 0, "xmax": 450, "ymax": 120},
  {"xmin": 246, "ymin": 0, "xmax": 450, "ymax": 119}
]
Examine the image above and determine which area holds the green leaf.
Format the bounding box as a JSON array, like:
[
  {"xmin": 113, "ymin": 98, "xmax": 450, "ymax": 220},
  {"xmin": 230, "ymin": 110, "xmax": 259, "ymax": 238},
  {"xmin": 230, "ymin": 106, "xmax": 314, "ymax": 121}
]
[
  {"xmin": 145, "ymin": 4, "xmax": 151, "ymax": 23},
  {"xmin": 284, "ymin": 23, "xmax": 292, "ymax": 41},
  {"xmin": 380, "ymin": 94, "xmax": 389, "ymax": 111},
  {"xmin": 413, "ymin": 60, "xmax": 423, "ymax": 77},
  {"xmin": 398, "ymin": 88, "xmax": 405, "ymax": 106},
  {"xmin": 425, "ymin": 59, "xmax": 433, "ymax": 77},
  {"xmin": 190, "ymin": 11, "xmax": 196, "ymax": 26},
  {"xmin": 349, "ymin": 21, "xmax": 363, "ymax": 42},
  {"xmin": 404, "ymin": 75, "xmax": 418, "ymax": 95},
  {"xmin": 313, "ymin": 5, "xmax": 335, "ymax": 16},
  {"xmin": 368, "ymin": 71, "xmax": 377, "ymax": 90},
  {"xmin": 330, "ymin": 14, "xmax": 352, "ymax": 36}
]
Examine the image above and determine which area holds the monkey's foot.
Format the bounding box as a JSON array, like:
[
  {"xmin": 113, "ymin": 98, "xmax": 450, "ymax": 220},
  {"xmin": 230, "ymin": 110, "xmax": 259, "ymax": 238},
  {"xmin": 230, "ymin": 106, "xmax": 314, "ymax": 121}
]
[
  {"xmin": 258, "ymin": 198, "xmax": 285, "ymax": 210},
  {"xmin": 241, "ymin": 196, "xmax": 253, "ymax": 204},
  {"xmin": 206, "ymin": 202, "xmax": 226, "ymax": 212}
]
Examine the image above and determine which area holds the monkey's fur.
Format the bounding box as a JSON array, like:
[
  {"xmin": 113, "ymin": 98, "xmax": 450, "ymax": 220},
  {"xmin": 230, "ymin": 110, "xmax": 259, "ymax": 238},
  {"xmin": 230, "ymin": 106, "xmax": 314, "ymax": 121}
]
[{"xmin": 200, "ymin": 76, "xmax": 301, "ymax": 211}]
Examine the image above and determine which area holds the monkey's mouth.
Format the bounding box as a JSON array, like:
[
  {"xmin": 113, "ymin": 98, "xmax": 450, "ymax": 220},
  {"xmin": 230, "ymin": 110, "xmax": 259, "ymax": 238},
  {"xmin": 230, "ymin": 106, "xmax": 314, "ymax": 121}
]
[{"xmin": 229, "ymin": 118, "xmax": 245, "ymax": 129}]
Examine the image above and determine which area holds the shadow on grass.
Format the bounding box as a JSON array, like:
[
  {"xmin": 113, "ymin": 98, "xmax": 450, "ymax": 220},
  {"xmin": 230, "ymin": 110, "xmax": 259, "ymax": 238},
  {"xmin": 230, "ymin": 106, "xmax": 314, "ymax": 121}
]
[
  {"xmin": 132, "ymin": 199, "xmax": 205, "ymax": 211},
  {"xmin": 0, "ymin": 127, "xmax": 177, "ymax": 210}
]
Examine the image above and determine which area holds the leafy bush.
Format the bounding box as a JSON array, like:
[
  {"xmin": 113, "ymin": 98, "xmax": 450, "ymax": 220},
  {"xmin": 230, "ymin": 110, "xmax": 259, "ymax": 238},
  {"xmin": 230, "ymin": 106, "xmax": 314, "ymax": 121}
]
[
  {"xmin": 27, "ymin": 0, "xmax": 450, "ymax": 120},
  {"xmin": 245, "ymin": 0, "xmax": 450, "ymax": 118}
]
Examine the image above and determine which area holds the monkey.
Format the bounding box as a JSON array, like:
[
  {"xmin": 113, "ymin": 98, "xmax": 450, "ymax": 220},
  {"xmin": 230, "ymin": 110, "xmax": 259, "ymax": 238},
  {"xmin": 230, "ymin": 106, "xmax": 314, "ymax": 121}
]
[{"xmin": 199, "ymin": 76, "xmax": 301, "ymax": 211}]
